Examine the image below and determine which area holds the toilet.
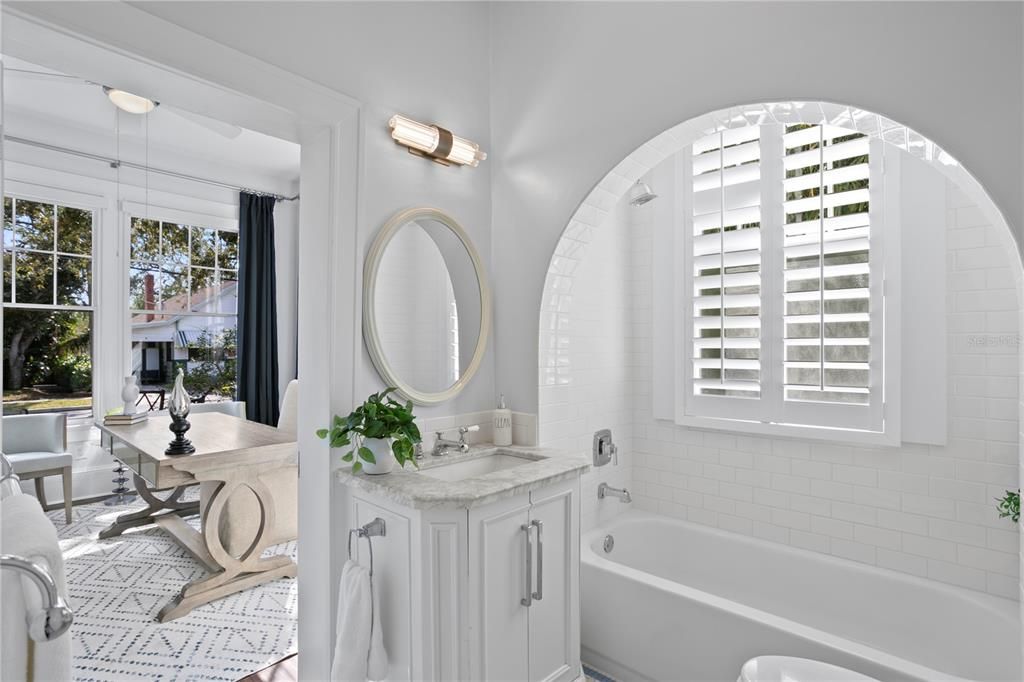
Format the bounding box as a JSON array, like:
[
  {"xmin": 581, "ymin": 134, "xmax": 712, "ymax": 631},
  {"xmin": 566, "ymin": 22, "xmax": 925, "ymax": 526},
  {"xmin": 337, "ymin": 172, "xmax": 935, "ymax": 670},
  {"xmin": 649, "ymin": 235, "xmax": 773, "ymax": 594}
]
[{"xmin": 738, "ymin": 656, "xmax": 882, "ymax": 682}]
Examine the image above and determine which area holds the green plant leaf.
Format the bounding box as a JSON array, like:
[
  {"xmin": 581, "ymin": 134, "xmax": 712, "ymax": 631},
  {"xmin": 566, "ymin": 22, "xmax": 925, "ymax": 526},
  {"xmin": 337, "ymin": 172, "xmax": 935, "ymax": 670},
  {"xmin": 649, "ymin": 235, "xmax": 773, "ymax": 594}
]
[
  {"xmin": 316, "ymin": 428, "xmax": 328, "ymax": 439},
  {"xmin": 342, "ymin": 452, "xmax": 353, "ymax": 462},
  {"xmin": 996, "ymin": 489, "xmax": 1020, "ymax": 523},
  {"xmin": 359, "ymin": 446, "xmax": 376, "ymax": 464},
  {"xmin": 351, "ymin": 461, "xmax": 362, "ymax": 474}
]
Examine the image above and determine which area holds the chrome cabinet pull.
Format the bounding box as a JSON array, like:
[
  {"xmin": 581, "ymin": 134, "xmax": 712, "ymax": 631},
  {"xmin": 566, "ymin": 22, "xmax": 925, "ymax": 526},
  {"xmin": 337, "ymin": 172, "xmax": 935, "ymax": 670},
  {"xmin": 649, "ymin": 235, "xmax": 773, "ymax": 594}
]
[
  {"xmin": 520, "ymin": 523, "xmax": 532, "ymax": 607},
  {"xmin": 531, "ymin": 519, "xmax": 543, "ymax": 601}
]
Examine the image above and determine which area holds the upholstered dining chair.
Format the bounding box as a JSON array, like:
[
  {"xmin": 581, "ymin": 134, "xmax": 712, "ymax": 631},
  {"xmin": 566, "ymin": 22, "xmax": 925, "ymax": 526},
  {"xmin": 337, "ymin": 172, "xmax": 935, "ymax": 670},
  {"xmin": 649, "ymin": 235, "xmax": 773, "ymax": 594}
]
[
  {"xmin": 1, "ymin": 414, "xmax": 72, "ymax": 524},
  {"xmin": 188, "ymin": 401, "xmax": 247, "ymax": 418},
  {"xmin": 151, "ymin": 400, "xmax": 247, "ymax": 419}
]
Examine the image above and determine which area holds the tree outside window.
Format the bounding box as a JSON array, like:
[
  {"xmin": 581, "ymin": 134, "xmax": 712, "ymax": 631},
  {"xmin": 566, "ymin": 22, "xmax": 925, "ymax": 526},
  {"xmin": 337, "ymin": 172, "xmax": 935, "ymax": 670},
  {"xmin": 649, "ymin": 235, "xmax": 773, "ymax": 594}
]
[{"xmin": 2, "ymin": 197, "xmax": 94, "ymax": 417}]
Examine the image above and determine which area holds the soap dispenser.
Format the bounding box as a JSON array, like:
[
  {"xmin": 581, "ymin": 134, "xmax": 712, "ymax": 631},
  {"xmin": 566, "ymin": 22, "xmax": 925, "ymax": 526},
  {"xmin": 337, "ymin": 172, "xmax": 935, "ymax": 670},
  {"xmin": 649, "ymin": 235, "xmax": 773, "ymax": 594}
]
[{"xmin": 493, "ymin": 394, "xmax": 513, "ymax": 446}]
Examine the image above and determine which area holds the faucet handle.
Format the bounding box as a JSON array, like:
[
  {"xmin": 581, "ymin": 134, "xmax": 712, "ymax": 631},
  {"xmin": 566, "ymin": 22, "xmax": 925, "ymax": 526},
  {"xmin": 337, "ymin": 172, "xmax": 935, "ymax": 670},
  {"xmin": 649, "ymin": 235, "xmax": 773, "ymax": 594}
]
[{"xmin": 458, "ymin": 424, "xmax": 480, "ymax": 444}]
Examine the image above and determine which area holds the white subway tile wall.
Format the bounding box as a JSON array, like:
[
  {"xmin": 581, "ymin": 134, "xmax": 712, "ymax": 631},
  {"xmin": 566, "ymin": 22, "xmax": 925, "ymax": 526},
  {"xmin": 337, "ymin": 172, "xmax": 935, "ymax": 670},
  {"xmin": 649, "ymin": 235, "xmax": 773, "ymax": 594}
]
[
  {"xmin": 540, "ymin": 197, "xmax": 636, "ymax": 531},
  {"xmin": 540, "ymin": 164, "xmax": 1021, "ymax": 598}
]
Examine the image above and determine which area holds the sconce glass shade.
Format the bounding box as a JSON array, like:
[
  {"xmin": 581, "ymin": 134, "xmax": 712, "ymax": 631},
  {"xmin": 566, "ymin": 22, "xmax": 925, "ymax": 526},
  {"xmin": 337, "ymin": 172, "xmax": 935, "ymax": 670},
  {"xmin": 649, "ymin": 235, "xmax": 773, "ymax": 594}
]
[
  {"xmin": 103, "ymin": 86, "xmax": 158, "ymax": 114},
  {"xmin": 389, "ymin": 114, "xmax": 486, "ymax": 167}
]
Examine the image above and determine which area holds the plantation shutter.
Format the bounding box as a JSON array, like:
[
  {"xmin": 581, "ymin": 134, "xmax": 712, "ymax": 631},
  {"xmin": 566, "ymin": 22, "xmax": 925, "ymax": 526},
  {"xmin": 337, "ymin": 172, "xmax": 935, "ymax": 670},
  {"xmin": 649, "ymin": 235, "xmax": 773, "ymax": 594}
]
[
  {"xmin": 686, "ymin": 127, "xmax": 764, "ymax": 418},
  {"xmin": 683, "ymin": 123, "xmax": 886, "ymax": 433},
  {"xmin": 779, "ymin": 124, "xmax": 883, "ymax": 430}
]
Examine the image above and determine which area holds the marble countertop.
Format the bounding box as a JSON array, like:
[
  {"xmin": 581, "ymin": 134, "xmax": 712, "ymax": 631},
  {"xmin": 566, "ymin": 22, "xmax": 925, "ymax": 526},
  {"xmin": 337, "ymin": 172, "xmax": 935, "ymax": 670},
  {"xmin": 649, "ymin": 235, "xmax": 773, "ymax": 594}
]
[{"xmin": 335, "ymin": 444, "xmax": 590, "ymax": 509}]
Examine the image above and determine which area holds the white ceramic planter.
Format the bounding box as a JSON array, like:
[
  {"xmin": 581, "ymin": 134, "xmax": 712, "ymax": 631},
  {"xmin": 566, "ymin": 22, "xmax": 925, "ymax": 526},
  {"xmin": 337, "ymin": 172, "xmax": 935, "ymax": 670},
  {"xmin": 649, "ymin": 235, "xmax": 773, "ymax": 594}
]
[{"xmin": 361, "ymin": 437, "xmax": 395, "ymax": 475}]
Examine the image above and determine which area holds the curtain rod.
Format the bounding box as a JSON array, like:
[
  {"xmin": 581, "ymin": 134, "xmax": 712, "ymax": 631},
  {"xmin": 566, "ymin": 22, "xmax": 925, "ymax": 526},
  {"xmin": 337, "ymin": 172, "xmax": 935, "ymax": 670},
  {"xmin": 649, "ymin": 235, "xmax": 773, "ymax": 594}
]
[{"xmin": 4, "ymin": 135, "xmax": 299, "ymax": 202}]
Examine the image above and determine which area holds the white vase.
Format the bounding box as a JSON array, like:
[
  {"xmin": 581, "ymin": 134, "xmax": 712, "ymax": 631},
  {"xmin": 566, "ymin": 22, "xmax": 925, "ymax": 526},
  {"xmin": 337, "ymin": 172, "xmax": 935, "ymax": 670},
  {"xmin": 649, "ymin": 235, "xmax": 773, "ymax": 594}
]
[
  {"xmin": 121, "ymin": 376, "xmax": 140, "ymax": 416},
  {"xmin": 361, "ymin": 437, "xmax": 395, "ymax": 475}
]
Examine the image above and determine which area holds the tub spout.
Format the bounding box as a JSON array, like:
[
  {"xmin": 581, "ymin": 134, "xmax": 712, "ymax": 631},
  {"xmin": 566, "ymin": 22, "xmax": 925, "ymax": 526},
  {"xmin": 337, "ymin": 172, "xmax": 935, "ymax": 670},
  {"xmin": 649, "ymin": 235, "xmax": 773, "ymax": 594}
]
[{"xmin": 598, "ymin": 482, "xmax": 631, "ymax": 503}]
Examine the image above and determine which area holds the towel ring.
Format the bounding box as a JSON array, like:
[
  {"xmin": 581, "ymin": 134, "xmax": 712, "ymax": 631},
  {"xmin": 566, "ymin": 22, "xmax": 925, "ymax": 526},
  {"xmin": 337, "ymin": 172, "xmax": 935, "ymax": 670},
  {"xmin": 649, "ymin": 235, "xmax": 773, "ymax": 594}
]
[{"xmin": 347, "ymin": 517, "xmax": 386, "ymax": 576}]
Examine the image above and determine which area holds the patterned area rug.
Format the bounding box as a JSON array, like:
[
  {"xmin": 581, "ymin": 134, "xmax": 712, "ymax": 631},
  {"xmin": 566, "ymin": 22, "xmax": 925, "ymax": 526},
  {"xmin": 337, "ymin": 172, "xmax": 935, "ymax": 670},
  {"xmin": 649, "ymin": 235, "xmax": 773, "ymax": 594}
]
[{"xmin": 49, "ymin": 497, "xmax": 297, "ymax": 682}]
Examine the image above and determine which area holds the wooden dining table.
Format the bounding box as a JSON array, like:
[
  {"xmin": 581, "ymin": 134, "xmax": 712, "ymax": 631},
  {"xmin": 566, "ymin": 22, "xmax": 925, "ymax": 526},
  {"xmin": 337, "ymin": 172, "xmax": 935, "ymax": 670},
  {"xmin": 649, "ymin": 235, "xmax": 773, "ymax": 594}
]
[{"xmin": 97, "ymin": 411, "xmax": 297, "ymax": 622}]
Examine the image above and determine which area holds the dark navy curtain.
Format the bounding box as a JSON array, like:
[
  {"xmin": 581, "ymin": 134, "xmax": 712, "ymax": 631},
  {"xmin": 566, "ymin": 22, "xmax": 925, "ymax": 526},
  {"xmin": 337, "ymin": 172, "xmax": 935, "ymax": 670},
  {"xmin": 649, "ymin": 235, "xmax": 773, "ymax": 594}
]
[{"xmin": 237, "ymin": 192, "xmax": 280, "ymax": 425}]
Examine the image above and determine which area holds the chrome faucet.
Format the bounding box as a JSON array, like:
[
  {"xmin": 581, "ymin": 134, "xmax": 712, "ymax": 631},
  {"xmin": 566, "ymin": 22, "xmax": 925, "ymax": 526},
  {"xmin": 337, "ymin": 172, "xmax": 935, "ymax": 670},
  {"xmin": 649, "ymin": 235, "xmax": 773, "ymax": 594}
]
[
  {"xmin": 598, "ymin": 482, "xmax": 632, "ymax": 503},
  {"xmin": 432, "ymin": 424, "xmax": 479, "ymax": 456}
]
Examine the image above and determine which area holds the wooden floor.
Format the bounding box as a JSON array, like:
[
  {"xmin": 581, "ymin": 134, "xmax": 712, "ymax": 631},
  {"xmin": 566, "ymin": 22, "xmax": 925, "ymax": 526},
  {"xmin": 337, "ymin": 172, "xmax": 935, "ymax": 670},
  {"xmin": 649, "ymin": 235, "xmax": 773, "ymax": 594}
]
[{"xmin": 236, "ymin": 653, "xmax": 297, "ymax": 682}]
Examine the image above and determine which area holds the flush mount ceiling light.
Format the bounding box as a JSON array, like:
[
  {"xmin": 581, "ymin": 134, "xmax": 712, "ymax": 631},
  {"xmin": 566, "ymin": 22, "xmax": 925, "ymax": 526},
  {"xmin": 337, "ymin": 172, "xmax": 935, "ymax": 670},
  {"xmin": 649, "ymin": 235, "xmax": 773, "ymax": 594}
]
[
  {"xmin": 103, "ymin": 86, "xmax": 159, "ymax": 114},
  {"xmin": 388, "ymin": 114, "xmax": 486, "ymax": 167}
]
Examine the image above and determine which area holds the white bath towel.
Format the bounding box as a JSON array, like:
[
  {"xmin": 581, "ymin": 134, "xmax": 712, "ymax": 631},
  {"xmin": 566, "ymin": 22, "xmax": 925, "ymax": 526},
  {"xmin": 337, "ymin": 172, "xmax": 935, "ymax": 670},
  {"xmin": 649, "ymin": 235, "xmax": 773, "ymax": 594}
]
[
  {"xmin": 0, "ymin": 493, "xmax": 72, "ymax": 682},
  {"xmin": 331, "ymin": 559, "xmax": 388, "ymax": 682}
]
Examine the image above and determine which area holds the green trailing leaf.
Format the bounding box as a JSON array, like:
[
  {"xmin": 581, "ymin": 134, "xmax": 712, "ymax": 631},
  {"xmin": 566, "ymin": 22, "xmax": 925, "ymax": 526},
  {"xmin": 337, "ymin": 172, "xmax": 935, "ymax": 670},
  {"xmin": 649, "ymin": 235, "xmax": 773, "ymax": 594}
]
[
  {"xmin": 351, "ymin": 461, "xmax": 362, "ymax": 474},
  {"xmin": 316, "ymin": 387, "xmax": 422, "ymax": 470},
  {"xmin": 996, "ymin": 489, "xmax": 1020, "ymax": 523}
]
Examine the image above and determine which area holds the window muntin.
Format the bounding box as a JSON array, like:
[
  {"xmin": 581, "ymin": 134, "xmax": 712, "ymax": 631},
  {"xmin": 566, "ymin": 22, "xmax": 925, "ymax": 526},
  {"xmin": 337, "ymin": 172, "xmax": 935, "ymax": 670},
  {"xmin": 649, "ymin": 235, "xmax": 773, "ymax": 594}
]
[
  {"xmin": 2, "ymin": 196, "xmax": 94, "ymax": 420},
  {"xmin": 129, "ymin": 218, "xmax": 238, "ymax": 316}
]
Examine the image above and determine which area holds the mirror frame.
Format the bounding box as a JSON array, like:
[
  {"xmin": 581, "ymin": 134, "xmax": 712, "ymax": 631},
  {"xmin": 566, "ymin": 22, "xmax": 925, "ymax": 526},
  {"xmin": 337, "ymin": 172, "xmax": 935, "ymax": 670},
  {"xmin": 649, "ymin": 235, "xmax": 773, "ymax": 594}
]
[{"xmin": 363, "ymin": 207, "xmax": 492, "ymax": 405}]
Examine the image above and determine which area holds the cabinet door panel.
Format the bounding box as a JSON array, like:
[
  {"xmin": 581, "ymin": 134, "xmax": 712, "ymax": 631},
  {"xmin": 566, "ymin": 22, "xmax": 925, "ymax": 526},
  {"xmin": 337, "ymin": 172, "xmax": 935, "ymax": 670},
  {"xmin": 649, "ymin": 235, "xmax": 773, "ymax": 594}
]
[
  {"xmin": 470, "ymin": 495, "xmax": 531, "ymax": 682},
  {"xmin": 352, "ymin": 496, "xmax": 412, "ymax": 681},
  {"xmin": 529, "ymin": 481, "xmax": 580, "ymax": 682}
]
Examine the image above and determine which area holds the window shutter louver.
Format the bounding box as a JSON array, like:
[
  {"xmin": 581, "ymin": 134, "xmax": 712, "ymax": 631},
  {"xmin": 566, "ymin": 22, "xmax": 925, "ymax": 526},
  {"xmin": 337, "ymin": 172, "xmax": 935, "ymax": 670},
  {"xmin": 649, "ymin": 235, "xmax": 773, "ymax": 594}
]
[{"xmin": 690, "ymin": 127, "xmax": 763, "ymax": 400}]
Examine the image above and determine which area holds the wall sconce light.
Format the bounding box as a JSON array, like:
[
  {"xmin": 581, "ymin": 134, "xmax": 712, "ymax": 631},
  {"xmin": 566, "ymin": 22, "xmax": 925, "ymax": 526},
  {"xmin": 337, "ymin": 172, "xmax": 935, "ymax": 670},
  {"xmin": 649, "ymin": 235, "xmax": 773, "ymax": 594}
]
[{"xmin": 388, "ymin": 114, "xmax": 487, "ymax": 167}]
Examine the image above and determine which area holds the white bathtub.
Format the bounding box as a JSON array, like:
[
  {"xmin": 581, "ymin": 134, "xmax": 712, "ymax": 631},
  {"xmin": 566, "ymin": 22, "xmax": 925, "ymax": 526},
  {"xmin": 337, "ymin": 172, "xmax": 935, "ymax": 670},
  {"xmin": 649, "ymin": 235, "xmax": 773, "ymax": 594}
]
[{"xmin": 581, "ymin": 511, "xmax": 1021, "ymax": 682}]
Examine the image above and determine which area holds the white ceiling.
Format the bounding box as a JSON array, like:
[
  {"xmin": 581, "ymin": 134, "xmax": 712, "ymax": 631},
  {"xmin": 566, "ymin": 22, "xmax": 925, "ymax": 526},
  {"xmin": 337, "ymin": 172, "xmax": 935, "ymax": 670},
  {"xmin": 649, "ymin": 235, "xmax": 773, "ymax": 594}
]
[{"xmin": 3, "ymin": 56, "xmax": 301, "ymax": 191}]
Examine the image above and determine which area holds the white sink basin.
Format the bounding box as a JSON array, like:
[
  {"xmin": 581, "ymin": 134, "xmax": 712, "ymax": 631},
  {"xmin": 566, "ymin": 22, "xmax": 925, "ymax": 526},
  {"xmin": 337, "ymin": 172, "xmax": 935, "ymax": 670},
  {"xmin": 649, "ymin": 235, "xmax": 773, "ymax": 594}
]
[{"xmin": 420, "ymin": 453, "xmax": 535, "ymax": 482}]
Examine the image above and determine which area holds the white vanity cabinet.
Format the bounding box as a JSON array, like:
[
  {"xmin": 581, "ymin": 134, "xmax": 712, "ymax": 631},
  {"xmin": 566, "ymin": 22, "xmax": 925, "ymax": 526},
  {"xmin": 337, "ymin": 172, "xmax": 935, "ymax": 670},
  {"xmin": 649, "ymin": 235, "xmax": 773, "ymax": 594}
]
[
  {"xmin": 347, "ymin": 474, "xmax": 582, "ymax": 682},
  {"xmin": 470, "ymin": 478, "xmax": 580, "ymax": 682}
]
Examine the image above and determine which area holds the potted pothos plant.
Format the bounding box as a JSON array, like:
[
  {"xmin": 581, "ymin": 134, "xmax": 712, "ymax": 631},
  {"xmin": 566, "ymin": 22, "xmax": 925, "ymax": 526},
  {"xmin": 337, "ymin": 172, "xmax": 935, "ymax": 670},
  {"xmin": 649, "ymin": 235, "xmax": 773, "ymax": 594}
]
[{"xmin": 317, "ymin": 388, "xmax": 421, "ymax": 475}]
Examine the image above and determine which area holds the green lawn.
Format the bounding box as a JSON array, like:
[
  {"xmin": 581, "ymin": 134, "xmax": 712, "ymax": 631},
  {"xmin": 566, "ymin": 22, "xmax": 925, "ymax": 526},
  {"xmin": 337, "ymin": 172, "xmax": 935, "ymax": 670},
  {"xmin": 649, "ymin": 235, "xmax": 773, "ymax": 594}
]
[{"xmin": 3, "ymin": 388, "xmax": 92, "ymax": 415}]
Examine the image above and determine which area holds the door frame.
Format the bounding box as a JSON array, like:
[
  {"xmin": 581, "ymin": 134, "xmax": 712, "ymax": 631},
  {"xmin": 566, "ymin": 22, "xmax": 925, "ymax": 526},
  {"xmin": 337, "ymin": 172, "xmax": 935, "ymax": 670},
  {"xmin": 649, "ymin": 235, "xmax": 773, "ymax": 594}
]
[{"xmin": 2, "ymin": 7, "xmax": 363, "ymax": 678}]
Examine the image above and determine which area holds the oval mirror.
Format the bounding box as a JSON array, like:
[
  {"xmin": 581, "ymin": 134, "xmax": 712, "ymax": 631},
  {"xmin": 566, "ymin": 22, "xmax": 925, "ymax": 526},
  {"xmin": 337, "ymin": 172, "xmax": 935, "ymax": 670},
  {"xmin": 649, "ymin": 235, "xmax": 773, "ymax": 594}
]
[{"xmin": 363, "ymin": 207, "xmax": 491, "ymax": 405}]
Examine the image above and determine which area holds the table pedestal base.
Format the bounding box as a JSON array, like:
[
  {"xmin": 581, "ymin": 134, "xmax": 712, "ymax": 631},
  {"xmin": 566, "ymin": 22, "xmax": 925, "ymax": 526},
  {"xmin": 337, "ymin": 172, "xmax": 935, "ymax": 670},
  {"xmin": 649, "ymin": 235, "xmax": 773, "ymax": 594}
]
[
  {"xmin": 153, "ymin": 468, "xmax": 296, "ymax": 622},
  {"xmin": 98, "ymin": 474, "xmax": 199, "ymax": 540}
]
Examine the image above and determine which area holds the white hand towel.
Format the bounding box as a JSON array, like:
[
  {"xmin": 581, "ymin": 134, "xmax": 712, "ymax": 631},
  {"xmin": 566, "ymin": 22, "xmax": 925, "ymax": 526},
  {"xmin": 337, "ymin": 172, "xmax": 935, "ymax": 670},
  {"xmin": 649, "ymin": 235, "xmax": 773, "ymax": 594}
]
[
  {"xmin": 366, "ymin": 569, "xmax": 387, "ymax": 681},
  {"xmin": 0, "ymin": 493, "xmax": 72, "ymax": 682},
  {"xmin": 331, "ymin": 559, "xmax": 388, "ymax": 682}
]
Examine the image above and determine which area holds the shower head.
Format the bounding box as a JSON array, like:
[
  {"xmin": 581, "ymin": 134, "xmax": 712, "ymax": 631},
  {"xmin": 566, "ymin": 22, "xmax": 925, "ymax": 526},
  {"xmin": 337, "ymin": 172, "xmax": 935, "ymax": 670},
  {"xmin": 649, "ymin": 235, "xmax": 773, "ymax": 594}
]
[{"xmin": 628, "ymin": 180, "xmax": 658, "ymax": 206}]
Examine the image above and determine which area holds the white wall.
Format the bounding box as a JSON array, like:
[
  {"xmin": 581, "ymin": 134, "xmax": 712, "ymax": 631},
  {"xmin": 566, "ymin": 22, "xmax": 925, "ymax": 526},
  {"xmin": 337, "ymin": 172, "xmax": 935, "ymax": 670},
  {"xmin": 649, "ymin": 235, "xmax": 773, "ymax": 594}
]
[
  {"xmin": 489, "ymin": 1, "xmax": 1024, "ymax": 416},
  {"xmin": 275, "ymin": 198, "xmax": 299, "ymax": 394}
]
